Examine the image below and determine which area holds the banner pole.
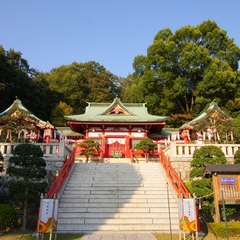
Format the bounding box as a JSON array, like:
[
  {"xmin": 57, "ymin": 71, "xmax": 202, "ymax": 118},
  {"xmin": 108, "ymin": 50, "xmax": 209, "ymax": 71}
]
[
  {"xmin": 36, "ymin": 193, "xmax": 44, "ymax": 240},
  {"xmin": 166, "ymin": 182, "xmax": 173, "ymax": 240}
]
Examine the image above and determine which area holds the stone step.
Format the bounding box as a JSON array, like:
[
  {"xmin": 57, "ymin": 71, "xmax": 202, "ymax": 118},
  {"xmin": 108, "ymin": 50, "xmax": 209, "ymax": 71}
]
[
  {"xmin": 58, "ymin": 202, "xmax": 178, "ymax": 208},
  {"xmin": 57, "ymin": 212, "xmax": 179, "ymax": 219},
  {"xmin": 64, "ymin": 181, "xmax": 166, "ymax": 188},
  {"xmin": 57, "ymin": 162, "xmax": 179, "ymax": 233},
  {"xmin": 61, "ymin": 194, "xmax": 175, "ymax": 199},
  {"xmin": 63, "ymin": 186, "xmax": 169, "ymax": 191},
  {"xmin": 59, "ymin": 198, "xmax": 177, "ymax": 203},
  {"xmin": 62, "ymin": 190, "xmax": 173, "ymax": 195},
  {"xmin": 58, "ymin": 207, "xmax": 178, "ymax": 214},
  {"xmin": 56, "ymin": 223, "xmax": 179, "ymax": 233},
  {"xmin": 57, "ymin": 217, "xmax": 178, "ymax": 225}
]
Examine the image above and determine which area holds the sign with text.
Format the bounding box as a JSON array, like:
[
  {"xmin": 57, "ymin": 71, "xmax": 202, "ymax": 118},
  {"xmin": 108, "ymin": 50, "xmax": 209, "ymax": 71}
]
[
  {"xmin": 178, "ymin": 198, "xmax": 197, "ymax": 232},
  {"xmin": 38, "ymin": 199, "xmax": 58, "ymax": 233}
]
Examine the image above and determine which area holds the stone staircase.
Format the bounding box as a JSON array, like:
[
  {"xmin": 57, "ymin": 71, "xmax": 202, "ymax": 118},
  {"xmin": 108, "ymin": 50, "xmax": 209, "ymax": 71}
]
[{"xmin": 57, "ymin": 162, "xmax": 180, "ymax": 233}]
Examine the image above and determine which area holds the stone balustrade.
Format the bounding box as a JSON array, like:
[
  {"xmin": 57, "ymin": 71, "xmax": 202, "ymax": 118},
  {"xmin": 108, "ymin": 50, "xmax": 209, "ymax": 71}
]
[
  {"xmin": 0, "ymin": 141, "xmax": 71, "ymax": 180},
  {"xmin": 164, "ymin": 142, "xmax": 240, "ymax": 181}
]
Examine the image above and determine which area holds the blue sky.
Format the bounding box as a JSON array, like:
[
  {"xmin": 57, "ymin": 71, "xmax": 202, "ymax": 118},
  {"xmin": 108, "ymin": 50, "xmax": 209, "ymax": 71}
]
[{"xmin": 1, "ymin": 1, "xmax": 240, "ymax": 78}]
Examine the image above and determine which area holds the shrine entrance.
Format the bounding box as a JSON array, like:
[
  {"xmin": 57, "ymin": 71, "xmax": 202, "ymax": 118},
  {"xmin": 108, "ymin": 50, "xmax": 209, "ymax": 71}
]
[{"xmin": 106, "ymin": 138, "xmax": 125, "ymax": 158}]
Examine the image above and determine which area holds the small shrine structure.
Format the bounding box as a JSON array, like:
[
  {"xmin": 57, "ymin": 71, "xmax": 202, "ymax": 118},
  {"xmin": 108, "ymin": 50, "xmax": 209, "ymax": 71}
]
[
  {"xmin": 178, "ymin": 100, "xmax": 230, "ymax": 144},
  {"xmin": 0, "ymin": 98, "xmax": 55, "ymax": 143},
  {"xmin": 64, "ymin": 97, "xmax": 169, "ymax": 158},
  {"xmin": 204, "ymin": 164, "xmax": 240, "ymax": 222}
]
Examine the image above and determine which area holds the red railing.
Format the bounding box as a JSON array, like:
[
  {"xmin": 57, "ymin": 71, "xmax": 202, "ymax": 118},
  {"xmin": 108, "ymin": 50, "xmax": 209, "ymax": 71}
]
[
  {"xmin": 159, "ymin": 149, "xmax": 191, "ymax": 198},
  {"xmin": 46, "ymin": 148, "xmax": 76, "ymax": 198},
  {"xmin": 130, "ymin": 148, "xmax": 191, "ymax": 198}
]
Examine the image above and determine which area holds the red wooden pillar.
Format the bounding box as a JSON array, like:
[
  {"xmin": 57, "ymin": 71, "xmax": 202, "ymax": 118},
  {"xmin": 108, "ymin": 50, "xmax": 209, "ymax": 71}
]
[
  {"xmin": 101, "ymin": 135, "xmax": 106, "ymax": 158},
  {"xmin": 125, "ymin": 135, "xmax": 130, "ymax": 158}
]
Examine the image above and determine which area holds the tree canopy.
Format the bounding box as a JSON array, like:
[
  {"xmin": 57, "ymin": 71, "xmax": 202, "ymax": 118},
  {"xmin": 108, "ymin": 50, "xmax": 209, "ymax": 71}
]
[
  {"xmin": 134, "ymin": 138, "xmax": 157, "ymax": 162},
  {"xmin": 130, "ymin": 20, "xmax": 240, "ymax": 124},
  {"xmin": 46, "ymin": 61, "xmax": 119, "ymax": 114},
  {"xmin": 1, "ymin": 20, "xmax": 240, "ymax": 128},
  {"xmin": 77, "ymin": 139, "xmax": 100, "ymax": 163}
]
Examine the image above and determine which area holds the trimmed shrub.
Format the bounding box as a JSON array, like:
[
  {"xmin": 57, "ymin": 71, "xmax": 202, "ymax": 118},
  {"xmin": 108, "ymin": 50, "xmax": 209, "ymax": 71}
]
[
  {"xmin": 0, "ymin": 204, "xmax": 16, "ymax": 232},
  {"xmin": 234, "ymin": 149, "xmax": 240, "ymax": 164}
]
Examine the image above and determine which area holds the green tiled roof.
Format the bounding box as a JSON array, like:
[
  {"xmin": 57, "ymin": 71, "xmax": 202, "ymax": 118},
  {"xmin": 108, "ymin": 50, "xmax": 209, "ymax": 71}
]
[
  {"xmin": 179, "ymin": 100, "xmax": 230, "ymax": 130},
  {"xmin": 0, "ymin": 98, "xmax": 54, "ymax": 129},
  {"xmin": 56, "ymin": 127, "xmax": 83, "ymax": 137},
  {"xmin": 64, "ymin": 98, "xmax": 169, "ymax": 122}
]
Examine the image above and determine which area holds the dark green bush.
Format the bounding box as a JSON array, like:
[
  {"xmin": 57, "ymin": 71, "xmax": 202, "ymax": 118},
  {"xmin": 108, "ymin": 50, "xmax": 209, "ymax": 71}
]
[
  {"xmin": 234, "ymin": 149, "xmax": 240, "ymax": 164},
  {"xmin": 208, "ymin": 222, "xmax": 240, "ymax": 238},
  {"xmin": 0, "ymin": 204, "xmax": 16, "ymax": 231}
]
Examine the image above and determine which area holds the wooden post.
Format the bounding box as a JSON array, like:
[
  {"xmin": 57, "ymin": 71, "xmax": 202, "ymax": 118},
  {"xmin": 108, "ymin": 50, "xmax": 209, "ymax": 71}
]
[{"xmin": 213, "ymin": 174, "xmax": 221, "ymax": 223}]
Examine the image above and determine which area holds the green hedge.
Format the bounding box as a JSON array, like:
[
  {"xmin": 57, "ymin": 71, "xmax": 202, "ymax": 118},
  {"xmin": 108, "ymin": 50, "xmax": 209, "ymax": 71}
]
[
  {"xmin": 0, "ymin": 204, "xmax": 16, "ymax": 231},
  {"xmin": 208, "ymin": 222, "xmax": 240, "ymax": 238}
]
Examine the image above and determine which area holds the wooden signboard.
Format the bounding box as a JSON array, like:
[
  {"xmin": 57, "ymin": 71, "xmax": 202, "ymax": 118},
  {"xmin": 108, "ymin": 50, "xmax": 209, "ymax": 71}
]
[{"xmin": 204, "ymin": 164, "xmax": 240, "ymax": 223}]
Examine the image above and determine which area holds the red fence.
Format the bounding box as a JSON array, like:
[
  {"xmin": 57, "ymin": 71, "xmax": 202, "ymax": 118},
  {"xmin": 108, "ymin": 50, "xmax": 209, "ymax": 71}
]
[
  {"xmin": 46, "ymin": 148, "xmax": 76, "ymax": 198},
  {"xmin": 130, "ymin": 149, "xmax": 191, "ymax": 198},
  {"xmin": 159, "ymin": 149, "xmax": 191, "ymax": 198}
]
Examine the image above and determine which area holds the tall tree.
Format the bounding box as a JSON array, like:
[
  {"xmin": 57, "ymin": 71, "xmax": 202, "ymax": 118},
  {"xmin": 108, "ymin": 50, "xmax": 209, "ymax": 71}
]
[
  {"xmin": 46, "ymin": 61, "xmax": 118, "ymax": 114},
  {"xmin": 131, "ymin": 21, "xmax": 240, "ymax": 121},
  {"xmin": 0, "ymin": 46, "xmax": 59, "ymax": 122},
  {"xmin": 5, "ymin": 144, "xmax": 47, "ymax": 231},
  {"xmin": 0, "ymin": 151, "xmax": 4, "ymax": 174},
  {"xmin": 51, "ymin": 101, "xmax": 73, "ymax": 126},
  {"xmin": 118, "ymin": 75, "xmax": 136, "ymax": 102}
]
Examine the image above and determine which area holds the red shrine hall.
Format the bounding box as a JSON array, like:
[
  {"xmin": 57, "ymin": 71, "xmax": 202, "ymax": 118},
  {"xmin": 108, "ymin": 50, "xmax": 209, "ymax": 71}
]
[{"xmin": 64, "ymin": 98, "xmax": 169, "ymax": 158}]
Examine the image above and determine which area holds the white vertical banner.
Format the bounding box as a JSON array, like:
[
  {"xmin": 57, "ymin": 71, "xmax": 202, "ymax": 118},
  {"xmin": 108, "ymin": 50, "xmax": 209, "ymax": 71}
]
[
  {"xmin": 38, "ymin": 199, "xmax": 58, "ymax": 233},
  {"xmin": 183, "ymin": 198, "xmax": 196, "ymax": 232},
  {"xmin": 178, "ymin": 198, "xmax": 183, "ymax": 229},
  {"xmin": 178, "ymin": 198, "xmax": 197, "ymax": 232}
]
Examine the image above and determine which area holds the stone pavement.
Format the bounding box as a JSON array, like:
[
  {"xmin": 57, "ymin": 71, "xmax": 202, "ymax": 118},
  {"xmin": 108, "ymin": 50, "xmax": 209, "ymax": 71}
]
[{"xmin": 81, "ymin": 232, "xmax": 157, "ymax": 240}]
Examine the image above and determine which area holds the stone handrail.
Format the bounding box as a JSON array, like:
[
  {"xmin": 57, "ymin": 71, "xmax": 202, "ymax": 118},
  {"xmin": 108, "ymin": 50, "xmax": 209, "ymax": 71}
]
[
  {"xmin": 0, "ymin": 141, "xmax": 66, "ymax": 159},
  {"xmin": 166, "ymin": 141, "xmax": 240, "ymax": 162},
  {"xmin": 0, "ymin": 141, "xmax": 72, "ymax": 175}
]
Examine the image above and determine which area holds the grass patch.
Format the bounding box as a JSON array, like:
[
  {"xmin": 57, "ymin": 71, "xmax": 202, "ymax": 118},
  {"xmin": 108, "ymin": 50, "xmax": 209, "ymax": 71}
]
[
  {"xmin": 154, "ymin": 232, "xmax": 240, "ymax": 240},
  {"xmin": 0, "ymin": 230, "xmax": 84, "ymax": 240}
]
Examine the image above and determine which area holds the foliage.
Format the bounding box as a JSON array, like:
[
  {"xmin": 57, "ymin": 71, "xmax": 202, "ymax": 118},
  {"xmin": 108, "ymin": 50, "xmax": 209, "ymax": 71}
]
[
  {"xmin": 0, "ymin": 204, "xmax": 16, "ymax": 232},
  {"xmin": 0, "ymin": 187, "xmax": 8, "ymax": 204},
  {"xmin": 77, "ymin": 139, "xmax": 100, "ymax": 163},
  {"xmin": 134, "ymin": 138, "xmax": 157, "ymax": 152},
  {"xmin": 190, "ymin": 145, "xmax": 226, "ymax": 178},
  {"xmin": 0, "ymin": 151, "xmax": 4, "ymax": 173},
  {"xmin": 5, "ymin": 144, "xmax": 47, "ymax": 231},
  {"xmin": 207, "ymin": 222, "xmax": 240, "ymax": 238},
  {"xmin": 190, "ymin": 146, "xmax": 227, "ymax": 215},
  {"xmin": 51, "ymin": 101, "xmax": 73, "ymax": 126},
  {"xmin": 0, "ymin": 46, "xmax": 60, "ymax": 121},
  {"xmin": 131, "ymin": 20, "xmax": 240, "ymax": 124},
  {"xmin": 218, "ymin": 118, "xmax": 240, "ymax": 144},
  {"xmin": 134, "ymin": 138, "xmax": 157, "ymax": 162},
  {"xmin": 234, "ymin": 149, "xmax": 240, "ymax": 164},
  {"xmin": 0, "ymin": 110, "xmax": 39, "ymax": 143},
  {"xmin": 46, "ymin": 61, "xmax": 119, "ymax": 114},
  {"xmin": 118, "ymin": 74, "xmax": 136, "ymax": 102}
]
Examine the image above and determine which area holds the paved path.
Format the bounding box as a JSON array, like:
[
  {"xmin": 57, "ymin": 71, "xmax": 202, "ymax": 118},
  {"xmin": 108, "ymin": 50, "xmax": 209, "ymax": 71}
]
[{"xmin": 81, "ymin": 232, "xmax": 157, "ymax": 240}]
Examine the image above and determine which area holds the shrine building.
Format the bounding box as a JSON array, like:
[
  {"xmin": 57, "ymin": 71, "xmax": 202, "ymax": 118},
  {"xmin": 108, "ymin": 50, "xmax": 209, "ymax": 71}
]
[
  {"xmin": 178, "ymin": 100, "xmax": 231, "ymax": 144},
  {"xmin": 64, "ymin": 98, "xmax": 169, "ymax": 158},
  {"xmin": 0, "ymin": 98, "xmax": 55, "ymax": 143}
]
